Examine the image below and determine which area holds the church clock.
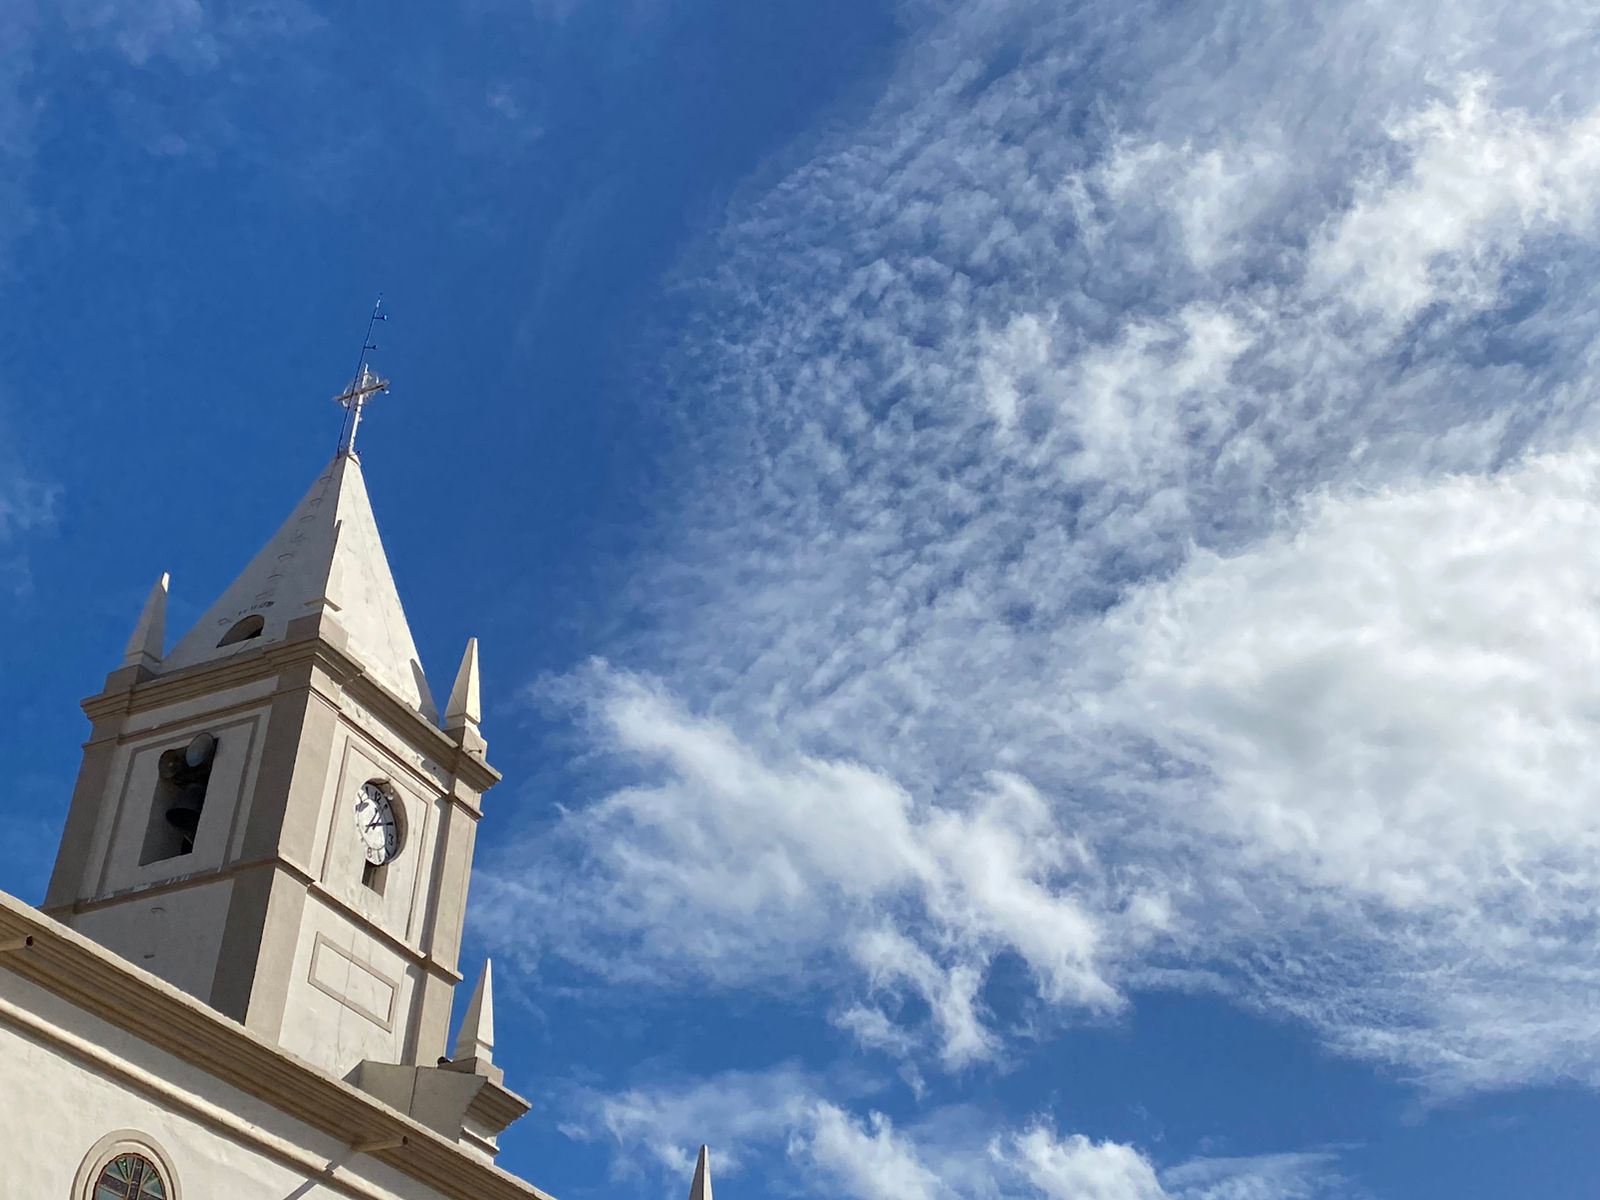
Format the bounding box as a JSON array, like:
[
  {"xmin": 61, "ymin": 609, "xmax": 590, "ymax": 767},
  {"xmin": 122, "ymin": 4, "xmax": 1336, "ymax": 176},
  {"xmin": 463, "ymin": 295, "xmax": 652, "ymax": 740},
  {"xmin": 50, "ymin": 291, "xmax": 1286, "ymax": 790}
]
[{"xmin": 354, "ymin": 781, "xmax": 402, "ymax": 866}]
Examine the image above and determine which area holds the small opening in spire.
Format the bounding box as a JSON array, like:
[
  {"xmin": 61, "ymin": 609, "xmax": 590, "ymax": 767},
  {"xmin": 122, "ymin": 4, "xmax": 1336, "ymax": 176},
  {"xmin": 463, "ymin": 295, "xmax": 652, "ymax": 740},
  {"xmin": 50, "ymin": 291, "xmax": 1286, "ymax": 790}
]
[{"xmin": 218, "ymin": 614, "xmax": 265, "ymax": 646}]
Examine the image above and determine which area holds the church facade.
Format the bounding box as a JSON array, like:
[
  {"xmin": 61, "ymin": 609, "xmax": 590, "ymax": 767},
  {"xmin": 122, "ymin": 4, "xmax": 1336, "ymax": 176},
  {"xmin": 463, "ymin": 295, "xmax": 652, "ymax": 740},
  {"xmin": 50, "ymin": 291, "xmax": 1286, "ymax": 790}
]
[{"xmin": 0, "ymin": 444, "xmax": 624, "ymax": 1199}]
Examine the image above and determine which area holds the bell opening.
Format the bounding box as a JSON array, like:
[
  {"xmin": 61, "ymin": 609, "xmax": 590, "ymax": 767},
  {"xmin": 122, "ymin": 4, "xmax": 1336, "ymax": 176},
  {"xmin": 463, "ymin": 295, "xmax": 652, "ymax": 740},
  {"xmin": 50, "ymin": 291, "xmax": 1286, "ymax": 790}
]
[{"xmin": 140, "ymin": 734, "xmax": 219, "ymax": 865}]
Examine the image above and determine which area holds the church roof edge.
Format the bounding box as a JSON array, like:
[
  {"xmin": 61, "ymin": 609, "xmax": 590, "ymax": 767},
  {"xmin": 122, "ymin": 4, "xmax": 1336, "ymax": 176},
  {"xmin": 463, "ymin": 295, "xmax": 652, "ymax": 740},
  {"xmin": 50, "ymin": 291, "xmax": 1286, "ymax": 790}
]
[{"xmin": 0, "ymin": 889, "xmax": 552, "ymax": 1200}]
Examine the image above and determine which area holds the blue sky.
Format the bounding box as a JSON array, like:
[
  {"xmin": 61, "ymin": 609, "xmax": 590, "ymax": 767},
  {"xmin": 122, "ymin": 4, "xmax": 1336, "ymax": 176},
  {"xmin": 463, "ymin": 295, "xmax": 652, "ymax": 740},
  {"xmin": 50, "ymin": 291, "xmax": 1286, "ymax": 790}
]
[{"xmin": 5, "ymin": 1, "xmax": 1600, "ymax": 1197}]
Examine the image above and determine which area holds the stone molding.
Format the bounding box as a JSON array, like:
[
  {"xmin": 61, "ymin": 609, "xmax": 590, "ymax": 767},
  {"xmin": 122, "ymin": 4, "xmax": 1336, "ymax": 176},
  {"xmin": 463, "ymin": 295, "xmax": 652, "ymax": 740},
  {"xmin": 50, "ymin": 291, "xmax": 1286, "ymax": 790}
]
[
  {"xmin": 71, "ymin": 1129, "xmax": 184, "ymax": 1200},
  {"xmin": 43, "ymin": 858, "xmax": 469, "ymax": 989},
  {"xmin": 83, "ymin": 629, "xmax": 500, "ymax": 797},
  {"xmin": 308, "ymin": 932, "xmax": 400, "ymax": 1031}
]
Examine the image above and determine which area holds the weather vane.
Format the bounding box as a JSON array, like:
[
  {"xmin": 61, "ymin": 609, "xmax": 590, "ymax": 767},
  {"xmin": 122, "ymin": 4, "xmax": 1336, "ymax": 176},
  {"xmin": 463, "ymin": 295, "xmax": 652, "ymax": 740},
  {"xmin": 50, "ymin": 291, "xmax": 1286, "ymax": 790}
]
[{"xmin": 334, "ymin": 297, "xmax": 391, "ymax": 456}]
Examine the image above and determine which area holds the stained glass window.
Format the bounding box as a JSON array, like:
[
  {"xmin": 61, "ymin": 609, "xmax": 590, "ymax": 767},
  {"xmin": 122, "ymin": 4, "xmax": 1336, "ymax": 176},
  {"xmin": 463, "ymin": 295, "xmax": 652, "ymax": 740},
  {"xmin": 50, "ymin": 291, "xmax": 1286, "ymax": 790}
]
[{"xmin": 92, "ymin": 1153, "xmax": 167, "ymax": 1200}]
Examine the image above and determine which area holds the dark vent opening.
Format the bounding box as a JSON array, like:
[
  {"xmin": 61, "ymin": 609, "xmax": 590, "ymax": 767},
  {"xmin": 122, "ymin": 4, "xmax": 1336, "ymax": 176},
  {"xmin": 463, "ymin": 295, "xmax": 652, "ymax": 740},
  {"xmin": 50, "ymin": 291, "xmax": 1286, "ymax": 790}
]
[{"xmin": 218, "ymin": 614, "xmax": 265, "ymax": 647}]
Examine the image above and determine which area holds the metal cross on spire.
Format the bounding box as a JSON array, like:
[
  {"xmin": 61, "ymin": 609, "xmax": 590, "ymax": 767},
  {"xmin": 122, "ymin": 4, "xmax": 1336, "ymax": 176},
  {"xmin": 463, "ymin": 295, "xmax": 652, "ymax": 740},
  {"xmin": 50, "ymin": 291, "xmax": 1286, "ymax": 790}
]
[{"xmin": 334, "ymin": 298, "xmax": 391, "ymax": 456}]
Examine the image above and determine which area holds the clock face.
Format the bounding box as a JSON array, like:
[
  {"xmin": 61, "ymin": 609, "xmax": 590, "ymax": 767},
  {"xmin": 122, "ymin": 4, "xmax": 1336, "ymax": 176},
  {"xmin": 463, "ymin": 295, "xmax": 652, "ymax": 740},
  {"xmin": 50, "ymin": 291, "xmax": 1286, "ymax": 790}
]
[{"xmin": 354, "ymin": 781, "xmax": 401, "ymax": 866}]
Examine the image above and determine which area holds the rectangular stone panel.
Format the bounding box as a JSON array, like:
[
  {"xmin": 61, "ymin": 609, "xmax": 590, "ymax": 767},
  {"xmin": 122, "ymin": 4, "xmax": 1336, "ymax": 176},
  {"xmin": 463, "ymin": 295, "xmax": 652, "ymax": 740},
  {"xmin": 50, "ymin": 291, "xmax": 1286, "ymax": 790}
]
[{"xmin": 306, "ymin": 932, "xmax": 397, "ymax": 1031}]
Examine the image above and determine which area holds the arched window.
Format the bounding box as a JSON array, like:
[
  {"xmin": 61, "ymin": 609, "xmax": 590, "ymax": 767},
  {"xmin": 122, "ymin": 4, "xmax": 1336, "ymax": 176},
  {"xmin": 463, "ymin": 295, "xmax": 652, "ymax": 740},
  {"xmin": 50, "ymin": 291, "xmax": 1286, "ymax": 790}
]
[
  {"xmin": 74, "ymin": 1133, "xmax": 180, "ymax": 1200},
  {"xmin": 217, "ymin": 614, "xmax": 265, "ymax": 646},
  {"xmin": 92, "ymin": 1153, "xmax": 168, "ymax": 1198}
]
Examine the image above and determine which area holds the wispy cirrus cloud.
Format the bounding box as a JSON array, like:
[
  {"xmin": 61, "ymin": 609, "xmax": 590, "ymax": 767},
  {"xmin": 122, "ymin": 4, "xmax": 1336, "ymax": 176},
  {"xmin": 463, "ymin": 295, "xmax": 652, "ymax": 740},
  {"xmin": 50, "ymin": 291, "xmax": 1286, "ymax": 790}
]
[
  {"xmin": 0, "ymin": 419, "xmax": 59, "ymax": 598},
  {"xmin": 479, "ymin": 666, "xmax": 1169, "ymax": 1069},
  {"xmin": 485, "ymin": 0, "xmax": 1600, "ymax": 1101},
  {"xmin": 1094, "ymin": 449, "xmax": 1600, "ymax": 1092},
  {"xmin": 1309, "ymin": 77, "xmax": 1600, "ymax": 325},
  {"xmin": 0, "ymin": 467, "xmax": 53, "ymax": 546},
  {"xmin": 0, "ymin": 0, "xmax": 323, "ymax": 261},
  {"xmin": 564, "ymin": 1064, "xmax": 1343, "ymax": 1200},
  {"xmin": 52, "ymin": 0, "xmax": 323, "ymax": 68}
]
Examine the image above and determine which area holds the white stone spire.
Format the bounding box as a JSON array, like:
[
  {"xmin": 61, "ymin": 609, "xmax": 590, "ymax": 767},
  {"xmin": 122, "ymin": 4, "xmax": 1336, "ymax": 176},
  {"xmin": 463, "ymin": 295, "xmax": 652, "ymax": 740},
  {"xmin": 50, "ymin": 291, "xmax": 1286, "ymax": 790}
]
[
  {"xmin": 452, "ymin": 958, "xmax": 495, "ymax": 1064},
  {"xmin": 122, "ymin": 573, "xmax": 169, "ymax": 669},
  {"xmin": 160, "ymin": 454, "xmax": 437, "ymax": 720},
  {"xmin": 688, "ymin": 1145, "xmax": 713, "ymax": 1200},
  {"xmin": 445, "ymin": 637, "xmax": 482, "ymax": 729}
]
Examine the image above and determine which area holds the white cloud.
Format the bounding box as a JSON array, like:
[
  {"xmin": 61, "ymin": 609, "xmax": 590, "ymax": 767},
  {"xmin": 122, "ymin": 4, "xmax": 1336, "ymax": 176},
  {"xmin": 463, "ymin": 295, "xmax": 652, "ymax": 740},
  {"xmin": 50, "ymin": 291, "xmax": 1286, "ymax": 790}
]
[
  {"xmin": 803, "ymin": 1105, "xmax": 944, "ymax": 1200},
  {"xmin": 506, "ymin": 532, "xmax": 1600, "ymax": 1082},
  {"xmin": 1097, "ymin": 138, "xmax": 1290, "ymax": 271},
  {"xmin": 1009, "ymin": 1126, "xmax": 1166, "ymax": 1200},
  {"xmin": 1311, "ymin": 78, "xmax": 1600, "ymax": 324},
  {"xmin": 479, "ymin": 667, "xmax": 1166, "ymax": 1068},
  {"xmin": 491, "ymin": 0, "xmax": 1600, "ymax": 1099},
  {"xmin": 1161, "ymin": 1153, "xmax": 1343, "ymax": 1200},
  {"xmin": 1102, "ymin": 449, "xmax": 1600, "ymax": 910},
  {"xmin": 1094, "ymin": 449, "xmax": 1600, "ymax": 1092},
  {"xmin": 834, "ymin": 1003, "xmax": 922, "ymax": 1063},
  {"xmin": 565, "ymin": 1065, "xmax": 1341, "ymax": 1200},
  {"xmin": 565, "ymin": 1062, "xmax": 819, "ymax": 1178}
]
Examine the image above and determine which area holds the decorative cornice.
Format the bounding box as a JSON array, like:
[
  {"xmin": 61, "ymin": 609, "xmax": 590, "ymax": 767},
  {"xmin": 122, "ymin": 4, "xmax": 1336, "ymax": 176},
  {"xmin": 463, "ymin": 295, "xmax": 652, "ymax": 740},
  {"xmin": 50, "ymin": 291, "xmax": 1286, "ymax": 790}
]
[
  {"xmin": 0, "ymin": 892, "xmax": 553, "ymax": 1200},
  {"xmin": 41, "ymin": 860, "xmax": 467, "ymax": 988},
  {"xmin": 82, "ymin": 631, "xmax": 501, "ymax": 795},
  {"xmin": 468, "ymin": 1075, "xmax": 533, "ymax": 1133}
]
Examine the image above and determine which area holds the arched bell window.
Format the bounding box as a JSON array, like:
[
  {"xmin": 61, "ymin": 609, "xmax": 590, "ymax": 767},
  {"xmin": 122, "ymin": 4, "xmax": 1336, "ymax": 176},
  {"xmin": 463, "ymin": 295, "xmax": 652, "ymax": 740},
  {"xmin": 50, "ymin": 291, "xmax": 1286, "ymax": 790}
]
[{"xmin": 139, "ymin": 731, "xmax": 218, "ymax": 864}]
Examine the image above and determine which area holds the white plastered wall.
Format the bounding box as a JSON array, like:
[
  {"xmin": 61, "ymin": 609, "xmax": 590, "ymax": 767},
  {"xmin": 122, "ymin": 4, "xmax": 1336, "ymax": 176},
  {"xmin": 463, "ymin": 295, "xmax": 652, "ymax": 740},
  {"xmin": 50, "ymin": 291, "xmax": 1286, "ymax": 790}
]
[
  {"xmin": 71, "ymin": 880, "xmax": 234, "ymax": 1000},
  {"xmin": 276, "ymin": 895, "xmax": 423, "ymax": 1077},
  {"xmin": 0, "ymin": 968, "xmax": 454, "ymax": 1200}
]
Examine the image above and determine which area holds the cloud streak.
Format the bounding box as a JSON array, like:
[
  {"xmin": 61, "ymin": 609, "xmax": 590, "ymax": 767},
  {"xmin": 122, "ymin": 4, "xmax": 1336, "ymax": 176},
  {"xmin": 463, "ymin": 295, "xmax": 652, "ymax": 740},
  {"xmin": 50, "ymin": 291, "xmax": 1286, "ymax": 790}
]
[
  {"xmin": 563, "ymin": 1064, "xmax": 1341, "ymax": 1200},
  {"xmin": 487, "ymin": 0, "xmax": 1600, "ymax": 1101},
  {"xmin": 480, "ymin": 667, "xmax": 1170, "ymax": 1068}
]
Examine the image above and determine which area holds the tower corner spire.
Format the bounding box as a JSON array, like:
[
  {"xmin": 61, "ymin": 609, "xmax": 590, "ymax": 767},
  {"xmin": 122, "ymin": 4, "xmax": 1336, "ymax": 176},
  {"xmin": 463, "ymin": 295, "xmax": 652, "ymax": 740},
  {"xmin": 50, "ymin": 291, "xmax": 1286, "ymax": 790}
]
[
  {"xmin": 445, "ymin": 637, "xmax": 486, "ymax": 755},
  {"xmin": 452, "ymin": 958, "xmax": 496, "ymax": 1066},
  {"xmin": 689, "ymin": 1144, "xmax": 713, "ymax": 1200},
  {"xmin": 121, "ymin": 572, "xmax": 170, "ymax": 670},
  {"xmin": 446, "ymin": 638, "xmax": 482, "ymax": 725}
]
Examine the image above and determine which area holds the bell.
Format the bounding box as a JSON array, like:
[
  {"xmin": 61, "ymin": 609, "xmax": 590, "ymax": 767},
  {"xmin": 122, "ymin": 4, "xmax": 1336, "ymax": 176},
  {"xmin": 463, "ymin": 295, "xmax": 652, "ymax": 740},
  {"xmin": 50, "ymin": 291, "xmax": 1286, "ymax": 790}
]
[
  {"xmin": 185, "ymin": 732, "xmax": 217, "ymax": 769},
  {"xmin": 158, "ymin": 751, "xmax": 185, "ymax": 781},
  {"xmin": 164, "ymin": 783, "xmax": 205, "ymax": 835},
  {"xmin": 165, "ymin": 803, "xmax": 201, "ymax": 835}
]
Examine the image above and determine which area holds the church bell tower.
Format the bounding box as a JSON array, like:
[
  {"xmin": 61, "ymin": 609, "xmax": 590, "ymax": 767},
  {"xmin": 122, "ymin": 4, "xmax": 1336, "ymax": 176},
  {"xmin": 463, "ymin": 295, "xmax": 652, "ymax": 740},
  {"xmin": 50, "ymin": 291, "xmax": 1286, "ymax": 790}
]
[{"xmin": 43, "ymin": 441, "xmax": 500, "ymax": 1090}]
